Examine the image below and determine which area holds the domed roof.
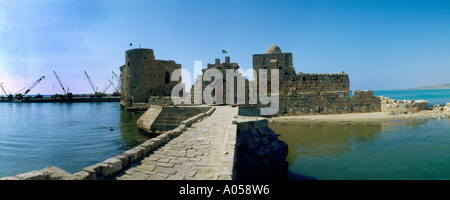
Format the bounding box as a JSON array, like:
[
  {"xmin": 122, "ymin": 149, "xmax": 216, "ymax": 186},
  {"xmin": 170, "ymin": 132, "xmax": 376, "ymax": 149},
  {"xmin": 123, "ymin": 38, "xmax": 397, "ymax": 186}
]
[{"xmin": 265, "ymin": 44, "xmax": 282, "ymax": 54}]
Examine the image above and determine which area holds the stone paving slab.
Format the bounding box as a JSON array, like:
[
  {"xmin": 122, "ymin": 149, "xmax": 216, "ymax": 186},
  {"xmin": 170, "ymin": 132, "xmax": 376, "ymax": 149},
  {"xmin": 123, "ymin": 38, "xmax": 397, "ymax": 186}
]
[{"xmin": 113, "ymin": 106, "xmax": 237, "ymax": 180}]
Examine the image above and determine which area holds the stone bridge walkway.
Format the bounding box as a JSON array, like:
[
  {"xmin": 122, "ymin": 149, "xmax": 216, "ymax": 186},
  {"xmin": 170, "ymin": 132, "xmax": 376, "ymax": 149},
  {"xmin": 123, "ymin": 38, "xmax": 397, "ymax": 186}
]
[{"xmin": 111, "ymin": 106, "xmax": 238, "ymax": 180}]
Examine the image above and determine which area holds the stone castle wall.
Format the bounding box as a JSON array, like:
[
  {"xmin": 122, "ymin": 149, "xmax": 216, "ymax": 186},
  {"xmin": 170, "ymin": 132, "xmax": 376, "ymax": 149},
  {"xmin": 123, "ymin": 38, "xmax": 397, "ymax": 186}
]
[
  {"xmin": 251, "ymin": 46, "xmax": 358, "ymax": 116},
  {"xmin": 234, "ymin": 118, "xmax": 289, "ymax": 180},
  {"xmin": 280, "ymin": 73, "xmax": 350, "ymax": 94},
  {"xmin": 119, "ymin": 46, "xmax": 385, "ymax": 116},
  {"xmin": 276, "ymin": 89, "xmax": 381, "ymax": 115},
  {"xmin": 120, "ymin": 48, "xmax": 181, "ymax": 108},
  {"xmin": 279, "ymin": 91, "xmax": 352, "ymax": 115},
  {"xmin": 351, "ymin": 90, "xmax": 382, "ymax": 113},
  {"xmin": 273, "ymin": 72, "xmax": 353, "ymax": 115},
  {"xmin": 190, "ymin": 57, "xmax": 250, "ymax": 105}
]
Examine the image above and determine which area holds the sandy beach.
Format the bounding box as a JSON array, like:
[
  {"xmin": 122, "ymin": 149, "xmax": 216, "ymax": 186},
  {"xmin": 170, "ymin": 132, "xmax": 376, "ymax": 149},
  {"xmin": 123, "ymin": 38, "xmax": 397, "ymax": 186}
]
[{"xmin": 269, "ymin": 109, "xmax": 450, "ymax": 124}]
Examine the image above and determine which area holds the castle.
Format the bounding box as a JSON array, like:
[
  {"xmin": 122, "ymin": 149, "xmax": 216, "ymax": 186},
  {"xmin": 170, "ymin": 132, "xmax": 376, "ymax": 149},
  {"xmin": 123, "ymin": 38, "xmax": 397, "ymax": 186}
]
[
  {"xmin": 120, "ymin": 45, "xmax": 419, "ymax": 116},
  {"xmin": 120, "ymin": 48, "xmax": 181, "ymax": 107}
]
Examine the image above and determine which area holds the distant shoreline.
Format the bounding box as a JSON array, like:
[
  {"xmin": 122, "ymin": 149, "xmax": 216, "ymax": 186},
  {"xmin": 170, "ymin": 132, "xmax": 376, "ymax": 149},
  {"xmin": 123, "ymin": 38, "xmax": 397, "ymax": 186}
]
[
  {"xmin": 403, "ymin": 84, "xmax": 450, "ymax": 90},
  {"xmin": 356, "ymin": 88, "xmax": 450, "ymax": 92}
]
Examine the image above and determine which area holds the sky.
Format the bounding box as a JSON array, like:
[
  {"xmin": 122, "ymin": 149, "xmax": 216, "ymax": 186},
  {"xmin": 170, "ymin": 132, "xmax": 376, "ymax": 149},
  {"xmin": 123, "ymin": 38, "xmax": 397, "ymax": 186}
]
[{"xmin": 1, "ymin": 0, "xmax": 450, "ymax": 95}]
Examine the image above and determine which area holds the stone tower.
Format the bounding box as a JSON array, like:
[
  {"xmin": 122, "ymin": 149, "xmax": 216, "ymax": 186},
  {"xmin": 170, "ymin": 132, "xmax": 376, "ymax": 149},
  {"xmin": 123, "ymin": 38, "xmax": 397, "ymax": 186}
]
[
  {"xmin": 190, "ymin": 56, "xmax": 249, "ymax": 104},
  {"xmin": 252, "ymin": 45, "xmax": 295, "ymax": 93},
  {"xmin": 120, "ymin": 48, "xmax": 181, "ymax": 108},
  {"xmin": 253, "ymin": 45, "xmax": 295, "ymax": 75}
]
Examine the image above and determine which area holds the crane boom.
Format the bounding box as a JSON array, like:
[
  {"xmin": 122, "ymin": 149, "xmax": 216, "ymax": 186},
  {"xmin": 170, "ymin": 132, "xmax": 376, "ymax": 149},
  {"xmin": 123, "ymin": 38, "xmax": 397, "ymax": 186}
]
[
  {"xmin": 84, "ymin": 71, "xmax": 97, "ymax": 94},
  {"xmin": 102, "ymin": 80, "xmax": 113, "ymax": 93},
  {"xmin": 112, "ymin": 71, "xmax": 120, "ymax": 92},
  {"xmin": 110, "ymin": 79, "xmax": 119, "ymax": 93},
  {"xmin": 108, "ymin": 79, "xmax": 119, "ymax": 93},
  {"xmin": 23, "ymin": 76, "xmax": 45, "ymax": 95},
  {"xmin": 1, "ymin": 82, "xmax": 12, "ymax": 96},
  {"xmin": 53, "ymin": 71, "xmax": 67, "ymax": 94}
]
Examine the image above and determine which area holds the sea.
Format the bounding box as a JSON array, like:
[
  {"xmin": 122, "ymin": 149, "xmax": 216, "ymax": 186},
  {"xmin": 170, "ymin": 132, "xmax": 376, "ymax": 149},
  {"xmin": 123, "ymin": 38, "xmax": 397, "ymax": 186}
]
[
  {"xmin": 271, "ymin": 89, "xmax": 450, "ymax": 180},
  {"xmin": 0, "ymin": 89, "xmax": 449, "ymax": 179},
  {"xmin": 373, "ymin": 89, "xmax": 450, "ymax": 106},
  {"xmin": 0, "ymin": 102, "xmax": 148, "ymax": 178}
]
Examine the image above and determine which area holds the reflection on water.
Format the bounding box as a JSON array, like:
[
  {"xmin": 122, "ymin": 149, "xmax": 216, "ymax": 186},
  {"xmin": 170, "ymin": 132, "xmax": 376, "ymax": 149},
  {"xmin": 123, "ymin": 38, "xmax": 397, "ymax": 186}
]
[
  {"xmin": 118, "ymin": 110, "xmax": 149, "ymax": 151},
  {"xmin": 269, "ymin": 119, "xmax": 450, "ymax": 180},
  {"xmin": 276, "ymin": 120, "xmax": 425, "ymax": 160}
]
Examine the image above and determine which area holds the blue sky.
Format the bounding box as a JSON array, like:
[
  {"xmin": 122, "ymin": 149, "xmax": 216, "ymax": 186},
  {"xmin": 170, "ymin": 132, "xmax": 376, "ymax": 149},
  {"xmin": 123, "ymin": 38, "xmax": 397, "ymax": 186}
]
[{"xmin": 1, "ymin": 0, "xmax": 449, "ymax": 95}]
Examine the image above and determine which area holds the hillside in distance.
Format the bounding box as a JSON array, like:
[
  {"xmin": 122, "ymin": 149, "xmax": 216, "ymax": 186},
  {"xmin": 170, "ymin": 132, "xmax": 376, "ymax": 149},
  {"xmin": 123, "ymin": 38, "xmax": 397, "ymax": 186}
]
[{"xmin": 406, "ymin": 83, "xmax": 450, "ymax": 90}]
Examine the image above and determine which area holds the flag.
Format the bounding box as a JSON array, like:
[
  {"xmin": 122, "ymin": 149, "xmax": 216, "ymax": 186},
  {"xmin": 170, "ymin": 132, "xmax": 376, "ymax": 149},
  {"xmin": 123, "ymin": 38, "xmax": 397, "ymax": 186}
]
[
  {"xmin": 222, "ymin": 49, "xmax": 228, "ymax": 53},
  {"xmin": 130, "ymin": 43, "xmax": 133, "ymax": 46}
]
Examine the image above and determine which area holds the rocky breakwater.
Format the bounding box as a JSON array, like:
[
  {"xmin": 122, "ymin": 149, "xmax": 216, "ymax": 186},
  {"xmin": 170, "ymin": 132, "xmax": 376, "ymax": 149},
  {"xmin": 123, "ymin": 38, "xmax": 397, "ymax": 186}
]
[
  {"xmin": 429, "ymin": 102, "xmax": 450, "ymax": 119},
  {"xmin": 233, "ymin": 116, "xmax": 289, "ymax": 180},
  {"xmin": 379, "ymin": 96, "xmax": 429, "ymax": 114}
]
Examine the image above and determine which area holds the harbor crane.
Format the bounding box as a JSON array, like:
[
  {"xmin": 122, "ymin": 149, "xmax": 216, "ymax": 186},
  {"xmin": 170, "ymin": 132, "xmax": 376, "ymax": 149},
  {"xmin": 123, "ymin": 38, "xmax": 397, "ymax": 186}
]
[
  {"xmin": 1, "ymin": 82, "xmax": 12, "ymax": 95},
  {"xmin": 110, "ymin": 80, "xmax": 119, "ymax": 94},
  {"xmin": 53, "ymin": 71, "xmax": 73, "ymax": 99},
  {"xmin": 1, "ymin": 82, "xmax": 14, "ymax": 99},
  {"xmin": 112, "ymin": 71, "xmax": 120, "ymax": 95},
  {"xmin": 84, "ymin": 71, "xmax": 106, "ymax": 97},
  {"xmin": 84, "ymin": 71, "xmax": 98, "ymax": 94},
  {"xmin": 102, "ymin": 80, "xmax": 113, "ymax": 93},
  {"xmin": 15, "ymin": 76, "xmax": 45, "ymax": 99}
]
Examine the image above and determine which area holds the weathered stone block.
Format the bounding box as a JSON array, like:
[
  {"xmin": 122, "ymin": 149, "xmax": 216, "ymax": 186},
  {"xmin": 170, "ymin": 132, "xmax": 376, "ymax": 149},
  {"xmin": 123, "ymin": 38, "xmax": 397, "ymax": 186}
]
[
  {"xmin": 83, "ymin": 163, "xmax": 107, "ymax": 178},
  {"xmin": 139, "ymin": 140, "xmax": 156, "ymax": 153},
  {"xmin": 102, "ymin": 158, "xmax": 123, "ymax": 177},
  {"xmin": 135, "ymin": 146, "xmax": 148, "ymax": 158},
  {"xmin": 16, "ymin": 170, "xmax": 48, "ymax": 180},
  {"xmin": 115, "ymin": 154, "xmax": 130, "ymax": 167},
  {"xmin": 68, "ymin": 171, "xmax": 89, "ymax": 180},
  {"xmin": 43, "ymin": 166, "xmax": 71, "ymax": 180},
  {"xmin": 123, "ymin": 149, "xmax": 140, "ymax": 163},
  {"xmin": 179, "ymin": 125, "xmax": 187, "ymax": 131}
]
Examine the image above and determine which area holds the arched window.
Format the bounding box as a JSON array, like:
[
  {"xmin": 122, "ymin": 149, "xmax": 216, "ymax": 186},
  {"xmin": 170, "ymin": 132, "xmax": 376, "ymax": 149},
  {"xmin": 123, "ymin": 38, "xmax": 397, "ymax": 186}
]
[{"xmin": 164, "ymin": 71, "xmax": 170, "ymax": 84}]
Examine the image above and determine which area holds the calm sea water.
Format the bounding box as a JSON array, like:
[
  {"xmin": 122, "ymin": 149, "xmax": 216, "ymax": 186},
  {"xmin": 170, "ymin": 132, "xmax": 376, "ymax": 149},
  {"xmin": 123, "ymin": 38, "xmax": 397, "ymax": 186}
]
[
  {"xmin": 271, "ymin": 119, "xmax": 450, "ymax": 180},
  {"xmin": 373, "ymin": 89, "xmax": 450, "ymax": 106},
  {"xmin": 0, "ymin": 102, "xmax": 148, "ymax": 178},
  {"xmin": 271, "ymin": 89, "xmax": 450, "ymax": 180}
]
